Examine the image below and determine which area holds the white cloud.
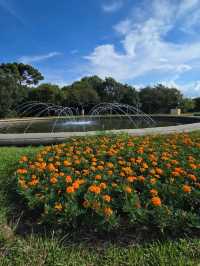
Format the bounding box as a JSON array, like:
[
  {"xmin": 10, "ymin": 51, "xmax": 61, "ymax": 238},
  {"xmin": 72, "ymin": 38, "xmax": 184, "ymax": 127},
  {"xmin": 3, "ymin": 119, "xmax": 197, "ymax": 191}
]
[
  {"xmin": 85, "ymin": 0, "xmax": 200, "ymax": 92},
  {"xmin": 160, "ymin": 80, "xmax": 200, "ymax": 98},
  {"xmin": 18, "ymin": 52, "xmax": 61, "ymax": 64},
  {"xmin": 102, "ymin": 0, "xmax": 123, "ymax": 13}
]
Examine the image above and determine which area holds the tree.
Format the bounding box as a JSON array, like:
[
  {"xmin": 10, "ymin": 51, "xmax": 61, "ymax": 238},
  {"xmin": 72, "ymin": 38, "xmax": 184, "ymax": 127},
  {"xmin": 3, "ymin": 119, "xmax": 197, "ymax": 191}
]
[
  {"xmin": 28, "ymin": 83, "xmax": 62, "ymax": 104},
  {"xmin": 139, "ymin": 84, "xmax": 183, "ymax": 114},
  {"xmin": 194, "ymin": 97, "xmax": 200, "ymax": 112},
  {"xmin": 0, "ymin": 62, "xmax": 44, "ymax": 86},
  {"xmin": 62, "ymin": 79, "xmax": 100, "ymax": 110},
  {"xmin": 180, "ymin": 98, "xmax": 195, "ymax": 113},
  {"xmin": 0, "ymin": 69, "xmax": 26, "ymax": 118}
]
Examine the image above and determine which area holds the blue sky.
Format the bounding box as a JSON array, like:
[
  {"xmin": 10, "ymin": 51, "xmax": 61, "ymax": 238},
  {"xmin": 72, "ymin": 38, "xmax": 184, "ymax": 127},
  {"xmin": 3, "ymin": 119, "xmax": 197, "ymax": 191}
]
[{"xmin": 1, "ymin": 0, "xmax": 200, "ymax": 97}]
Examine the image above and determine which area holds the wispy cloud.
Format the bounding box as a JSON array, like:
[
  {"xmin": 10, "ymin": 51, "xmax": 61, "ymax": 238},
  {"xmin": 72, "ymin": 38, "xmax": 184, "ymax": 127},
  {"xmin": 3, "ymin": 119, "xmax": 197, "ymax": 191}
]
[
  {"xmin": 85, "ymin": 0, "xmax": 200, "ymax": 96},
  {"xmin": 102, "ymin": 0, "xmax": 123, "ymax": 13},
  {"xmin": 18, "ymin": 52, "xmax": 61, "ymax": 64},
  {"xmin": 0, "ymin": 0, "xmax": 24, "ymax": 24}
]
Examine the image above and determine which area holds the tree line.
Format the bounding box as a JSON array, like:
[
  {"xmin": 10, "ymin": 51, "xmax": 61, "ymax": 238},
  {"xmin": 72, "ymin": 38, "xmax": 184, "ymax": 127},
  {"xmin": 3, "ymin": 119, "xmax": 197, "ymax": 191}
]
[{"xmin": 0, "ymin": 62, "xmax": 199, "ymax": 118}]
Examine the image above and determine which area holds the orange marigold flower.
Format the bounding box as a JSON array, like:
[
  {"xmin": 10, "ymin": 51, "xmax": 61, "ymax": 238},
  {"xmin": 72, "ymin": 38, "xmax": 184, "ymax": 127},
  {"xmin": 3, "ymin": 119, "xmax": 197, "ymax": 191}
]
[
  {"xmin": 138, "ymin": 175, "xmax": 145, "ymax": 182},
  {"xmin": 149, "ymin": 189, "xmax": 158, "ymax": 196},
  {"xmin": 95, "ymin": 174, "xmax": 102, "ymax": 180},
  {"xmin": 107, "ymin": 170, "xmax": 113, "ymax": 175},
  {"xmin": 72, "ymin": 181, "xmax": 80, "ymax": 189},
  {"xmin": 20, "ymin": 156, "xmax": 28, "ymax": 162},
  {"xmin": 88, "ymin": 185, "xmax": 101, "ymax": 194},
  {"xmin": 156, "ymin": 168, "xmax": 163, "ymax": 175},
  {"xmin": 151, "ymin": 196, "xmax": 161, "ymax": 206},
  {"xmin": 18, "ymin": 179, "xmax": 27, "ymax": 188},
  {"xmin": 47, "ymin": 163, "xmax": 56, "ymax": 172},
  {"xmin": 50, "ymin": 177, "xmax": 57, "ymax": 184},
  {"xmin": 66, "ymin": 175, "xmax": 72, "ymax": 183},
  {"xmin": 104, "ymin": 207, "xmax": 113, "ymax": 217},
  {"xmin": 17, "ymin": 168, "xmax": 27, "ymax": 174},
  {"xmin": 29, "ymin": 179, "xmax": 39, "ymax": 186},
  {"xmin": 63, "ymin": 160, "xmax": 72, "ymax": 167},
  {"xmin": 150, "ymin": 178, "xmax": 157, "ymax": 184},
  {"xmin": 66, "ymin": 186, "xmax": 75, "ymax": 194},
  {"xmin": 97, "ymin": 165, "xmax": 104, "ymax": 171},
  {"xmin": 124, "ymin": 186, "xmax": 132, "ymax": 194},
  {"xmin": 190, "ymin": 164, "xmax": 197, "ymax": 170},
  {"xmin": 54, "ymin": 203, "xmax": 62, "ymax": 211},
  {"xmin": 188, "ymin": 174, "xmax": 197, "ymax": 182},
  {"xmin": 127, "ymin": 176, "xmax": 137, "ymax": 182},
  {"xmin": 100, "ymin": 182, "xmax": 107, "ymax": 189},
  {"xmin": 183, "ymin": 185, "xmax": 191, "ymax": 193},
  {"xmin": 106, "ymin": 162, "xmax": 114, "ymax": 168},
  {"xmin": 102, "ymin": 195, "xmax": 111, "ymax": 202}
]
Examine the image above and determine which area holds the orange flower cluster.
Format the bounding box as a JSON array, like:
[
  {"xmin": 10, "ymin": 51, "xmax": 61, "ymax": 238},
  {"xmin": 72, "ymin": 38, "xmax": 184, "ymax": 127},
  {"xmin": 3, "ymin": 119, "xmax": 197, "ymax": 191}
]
[{"xmin": 16, "ymin": 133, "xmax": 200, "ymax": 228}]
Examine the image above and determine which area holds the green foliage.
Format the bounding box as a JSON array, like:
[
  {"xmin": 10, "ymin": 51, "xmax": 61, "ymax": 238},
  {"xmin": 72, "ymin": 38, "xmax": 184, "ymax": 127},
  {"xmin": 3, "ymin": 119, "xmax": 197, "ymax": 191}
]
[
  {"xmin": 28, "ymin": 83, "xmax": 63, "ymax": 104},
  {"xmin": 0, "ymin": 69, "xmax": 26, "ymax": 118},
  {"xmin": 139, "ymin": 84, "xmax": 183, "ymax": 113},
  {"xmin": 194, "ymin": 97, "xmax": 200, "ymax": 112},
  {"xmin": 180, "ymin": 98, "xmax": 195, "ymax": 113},
  {"xmin": 0, "ymin": 62, "xmax": 44, "ymax": 86}
]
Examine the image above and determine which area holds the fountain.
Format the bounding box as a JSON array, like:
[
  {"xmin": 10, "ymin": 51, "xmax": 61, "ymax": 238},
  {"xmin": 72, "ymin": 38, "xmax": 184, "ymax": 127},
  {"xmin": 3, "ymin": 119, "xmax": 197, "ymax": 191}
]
[
  {"xmin": 1, "ymin": 101, "xmax": 200, "ymax": 146},
  {"xmin": 1, "ymin": 102, "xmax": 156, "ymax": 134}
]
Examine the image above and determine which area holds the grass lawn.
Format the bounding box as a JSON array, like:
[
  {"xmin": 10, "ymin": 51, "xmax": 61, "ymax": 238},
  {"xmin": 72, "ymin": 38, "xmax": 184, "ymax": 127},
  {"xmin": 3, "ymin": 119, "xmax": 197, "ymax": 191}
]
[{"xmin": 0, "ymin": 138, "xmax": 200, "ymax": 266}]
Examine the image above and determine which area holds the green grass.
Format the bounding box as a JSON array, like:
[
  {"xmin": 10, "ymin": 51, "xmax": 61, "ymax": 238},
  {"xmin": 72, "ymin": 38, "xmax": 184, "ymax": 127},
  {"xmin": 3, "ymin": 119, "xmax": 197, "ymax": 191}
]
[{"xmin": 0, "ymin": 144, "xmax": 200, "ymax": 266}]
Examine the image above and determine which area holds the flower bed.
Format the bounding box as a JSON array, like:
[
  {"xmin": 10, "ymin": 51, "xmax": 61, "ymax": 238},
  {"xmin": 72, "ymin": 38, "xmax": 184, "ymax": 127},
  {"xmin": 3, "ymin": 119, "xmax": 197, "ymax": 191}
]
[{"xmin": 16, "ymin": 133, "xmax": 200, "ymax": 232}]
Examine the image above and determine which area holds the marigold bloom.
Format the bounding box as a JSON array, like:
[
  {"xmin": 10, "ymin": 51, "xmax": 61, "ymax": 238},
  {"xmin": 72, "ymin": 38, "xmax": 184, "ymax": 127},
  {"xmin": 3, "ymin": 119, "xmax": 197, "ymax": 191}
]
[
  {"xmin": 156, "ymin": 168, "xmax": 163, "ymax": 175},
  {"xmin": 18, "ymin": 179, "xmax": 27, "ymax": 188},
  {"xmin": 183, "ymin": 185, "xmax": 191, "ymax": 193},
  {"xmin": 151, "ymin": 196, "xmax": 161, "ymax": 206},
  {"xmin": 72, "ymin": 181, "xmax": 80, "ymax": 189},
  {"xmin": 107, "ymin": 170, "xmax": 113, "ymax": 175},
  {"xmin": 66, "ymin": 186, "xmax": 75, "ymax": 194},
  {"xmin": 63, "ymin": 160, "xmax": 72, "ymax": 167},
  {"xmin": 47, "ymin": 163, "xmax": 56, "ymax": 172},
  {"xmin": 29, "ymin": 179, "xmax": 39, "ymax": 186},
  {"xmin": 95, "ymin": 174, "xmax": 102, "ymax": 180},
  {"xmin": 54, "ymin": 203, "xmax": 62, "ymax": 211},
  {"xmin": 103, "ymin": 195, "xmax": 111, "ymax": 202},
  {"xmin": 150, "ymin": 178, "xmax": 157, "ymax": 184},
  {"xmin": 124, "ymin": 186, "xmax": 132, "ymax": 194},
  {"xmin": 127, "ymin": 176, "xmax": 137, "ymax": 182},
  {"xmin": 97, "ymin": 165, "xmax": 104, "ymax": 171},
  {"xmin": 20, "ymin": 156, "xmax": 28, "ymax": 162},
  {"xmin": 149, "ymin": 189, "xmax": 158, "ymax": 196},
  {"xmin": 66, "ymin": 175, "xmax": 72, "ymax": 183},
  {"xmin": 88, "ymin": 185, "xmax": 101, "ymax": 194},
  {"xmin": 50, "ymin": 177, "xmax": 58, "ymax": 184},
  {"xmin": 104, "ymin": 207, "xmax": 113, "ymax": 217},
  {"xmin": 135, "ymin": 176, "xmax": 143, "ymax": 183},
  {"xmin": 17, "ymin": 168, "xmax": 27, "ymax": 174},
  {"xmin": 188, "ymin": 174, "xmax": 197, "ymax": 182},
  {"xmin": 100, "ymin": 182, "xmax": 107, "ymax": 189},
  {"xmin": 106, "ymin": 162, "xmax": 114, "ymax": 168}
]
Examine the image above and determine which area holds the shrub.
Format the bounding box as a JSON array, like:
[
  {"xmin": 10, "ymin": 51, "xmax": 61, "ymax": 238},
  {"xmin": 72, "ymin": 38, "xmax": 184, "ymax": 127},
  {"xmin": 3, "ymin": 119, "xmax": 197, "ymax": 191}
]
[{"xmin": 16, "ymin": 134, "xmax": 200, "ymax": 232}]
